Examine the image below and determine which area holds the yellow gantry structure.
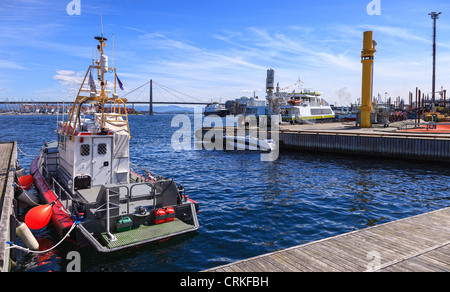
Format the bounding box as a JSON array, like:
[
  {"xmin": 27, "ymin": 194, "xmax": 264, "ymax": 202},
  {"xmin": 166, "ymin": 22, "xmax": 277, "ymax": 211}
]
[
  {"xmin": 360, "ymin": 31, "xmax": 377, "ymax": 128},
  {"xmin": 63, "ymin": 36, "xmax": 130, "ymax": 140}
]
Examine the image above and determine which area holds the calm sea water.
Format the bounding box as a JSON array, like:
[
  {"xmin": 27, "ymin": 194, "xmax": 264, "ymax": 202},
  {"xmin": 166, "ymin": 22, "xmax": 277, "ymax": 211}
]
[{"xmin": 1, "ymin": 114, "xmax": 449, "ymax": 272}]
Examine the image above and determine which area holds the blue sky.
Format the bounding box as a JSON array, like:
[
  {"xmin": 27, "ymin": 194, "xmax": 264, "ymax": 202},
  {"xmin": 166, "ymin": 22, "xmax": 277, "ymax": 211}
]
[{"xmin": 1, "ymin": 0, "xmax": 450, "ymax": 106}]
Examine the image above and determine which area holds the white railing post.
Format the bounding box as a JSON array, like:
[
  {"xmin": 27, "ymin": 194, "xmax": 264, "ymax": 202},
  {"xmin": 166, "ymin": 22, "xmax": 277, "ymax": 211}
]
[{"xmin": 106, "ymin": 189, "xmax": 117, "ymax": 242}]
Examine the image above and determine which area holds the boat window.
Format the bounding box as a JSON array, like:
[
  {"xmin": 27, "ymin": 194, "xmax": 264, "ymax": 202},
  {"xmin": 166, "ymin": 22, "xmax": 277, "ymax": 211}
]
[
  {"xmin": 80, "ymin": 144, "xmax": 90, "ymax": 156},
  {"xmin": 98, "ymin": 143, "xmax": 107, "ymax": 155},
  {"xmin": 311, "ymin": 109, "xmax": 333, "ymax": 115}
]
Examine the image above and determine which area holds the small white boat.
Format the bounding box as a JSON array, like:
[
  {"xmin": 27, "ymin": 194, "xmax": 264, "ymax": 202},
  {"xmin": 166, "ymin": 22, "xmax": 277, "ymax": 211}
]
[{"xmin": 224, "ymin": 135, "xmax": 275, "ymax": 152}]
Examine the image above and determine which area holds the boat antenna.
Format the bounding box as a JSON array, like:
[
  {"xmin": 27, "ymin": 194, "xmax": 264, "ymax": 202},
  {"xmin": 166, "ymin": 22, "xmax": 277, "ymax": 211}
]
[
  {"xmin": 112, "ymin": 33, "xmax": 114, "ymax": 70},
  {"xmin": 100, "ymin": 13, "xmax": 104, "ymax": 38}
]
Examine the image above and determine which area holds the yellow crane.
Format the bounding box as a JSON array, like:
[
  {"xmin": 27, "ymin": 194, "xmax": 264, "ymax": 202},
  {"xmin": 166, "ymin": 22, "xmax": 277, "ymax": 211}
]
[{"xmin": 360, "ymin": 31, "xmax": 377, "ymax": 128}]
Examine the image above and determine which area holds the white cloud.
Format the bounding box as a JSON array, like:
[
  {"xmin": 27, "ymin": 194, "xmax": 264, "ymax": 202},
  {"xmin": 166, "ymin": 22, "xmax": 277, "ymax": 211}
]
[
  {"xmin": 53, "ymin": 70, "xmax": 86, "ymax": 97},
  {"xmin": 0, "ymin": 60, "xmax": 27, "ymax": 70},
  {"xmin": 121, "ymin": 26, "xmax": 369, "ymax": 105},
  {"xmin": 365, "ymin": 25, "xmax": 430, "ymax": 44},
  {"xmin": 53, "ymin": 70, "xmax": 85, "ymax": 86},
  {"xmin": 7, "ymin": 14, "xmax": 442, "ymax": 105},
  {"xmin": 41, "ymin": 23, "xmax": 443, "ymax": 106}
]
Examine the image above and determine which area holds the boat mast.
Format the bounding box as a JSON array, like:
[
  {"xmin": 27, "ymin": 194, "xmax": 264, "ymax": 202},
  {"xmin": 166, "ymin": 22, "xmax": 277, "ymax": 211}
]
[
  {"xmin": 62, "ymin": 29, "xmax": 131, "ymax": 140},
  {"xmin": 94, "ymin": 35, "xmax": 108, "ymax": 127}
]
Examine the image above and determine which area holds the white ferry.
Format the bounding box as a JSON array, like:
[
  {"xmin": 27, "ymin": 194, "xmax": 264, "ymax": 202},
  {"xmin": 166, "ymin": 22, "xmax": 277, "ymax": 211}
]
[
  {"xmin": 204, "ymin": 102, "xmax": 228, "ymax": 117},
  {"xmin": 279, "ymin": 90, "xmax": 335, "ymax": 124}
]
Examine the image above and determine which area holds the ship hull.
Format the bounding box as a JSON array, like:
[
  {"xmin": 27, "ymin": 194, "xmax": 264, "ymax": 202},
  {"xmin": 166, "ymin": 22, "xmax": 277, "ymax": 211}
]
[
  {"xmin": 30, "ymin": 152, "xmax": 74, "ymax": 238},
  {"xmin": 204, "ymin": 109, "xmax": 228, "ymax": 117}
]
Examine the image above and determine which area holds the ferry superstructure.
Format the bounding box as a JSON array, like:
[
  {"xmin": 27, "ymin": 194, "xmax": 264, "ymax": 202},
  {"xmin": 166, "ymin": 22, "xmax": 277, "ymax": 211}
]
[
  {"xmin": 266, "ymin": 70, "xmax": 335, "ymax": 124},
  {"xmin": 280, "ymin": 90, "xmax": 335, "ymax": 124},
  {"xmin": 204, "ymin": 102, "xmax": 228, "ymax": 117}
]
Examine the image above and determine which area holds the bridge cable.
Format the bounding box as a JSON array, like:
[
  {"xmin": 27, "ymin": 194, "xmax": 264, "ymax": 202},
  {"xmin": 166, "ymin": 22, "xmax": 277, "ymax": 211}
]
[
  {"xmin": 152, "ymin": 81, "xmax": 206, "ymax": 103},
  {"xmin": 120, "ymin": 81, "xmax": 150, "ymax": 99},
  {"xmin": 153, "ymin": 83, "xmax": 187, "ymax": 102}
]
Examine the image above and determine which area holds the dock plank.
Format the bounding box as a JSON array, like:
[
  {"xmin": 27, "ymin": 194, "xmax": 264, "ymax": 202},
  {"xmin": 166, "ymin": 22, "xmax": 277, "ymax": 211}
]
[
  {"xmin": 282, "ymin": 249, "xmax": 317, "ymax": 272},
  {"xmin": 425, "ymin": 245, "xmax": 450, "ymax": 264},
  {"xmin": 0, "ymin": 142, "xmax": 17, "ymax": 272},
  {"xmin": 251, "ymin": 260, "xmax": 283, "ymax": 272},
  {"xmin": 308, "ymin": 240, "xmax": 368, "ymax": 271},
  {"xmin": 203, "ymin": 207, "xmax": 450, "ymax": 272},
  {"xmin": 295, "ymin": 244, "xmax": 345, "ymax": 272},
  {"xmin": 270, "ymin": 253, "xmax": 309, "ymax": 272}
]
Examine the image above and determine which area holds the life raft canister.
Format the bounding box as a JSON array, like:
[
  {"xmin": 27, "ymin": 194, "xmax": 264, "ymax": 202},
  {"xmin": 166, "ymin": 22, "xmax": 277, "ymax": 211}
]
[
  {"xmin": 165, "ymin": 207, "xmax": 175, "ymax": 223},
  {"xmin": 153, "ymin": 207, "xmax": 176, "ymax": 224},
  {"xmin": 154, "ymin": 209, "xmax": 166, "ymax": 225}
]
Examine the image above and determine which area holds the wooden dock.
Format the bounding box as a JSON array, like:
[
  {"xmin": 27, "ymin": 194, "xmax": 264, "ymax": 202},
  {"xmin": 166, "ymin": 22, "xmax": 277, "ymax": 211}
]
[
  {"xmin": 204, "ymin": 207, "xmax": 450, "ymax": 272},
  {"xmin": 0, "ymin": 142, "xmax": 17, "ymax": 272}
]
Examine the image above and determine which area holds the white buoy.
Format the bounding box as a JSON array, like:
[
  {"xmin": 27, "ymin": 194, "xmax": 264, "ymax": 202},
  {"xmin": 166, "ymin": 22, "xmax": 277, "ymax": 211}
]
[
  {"xmin": 16, "ymin": 222, "xmax": 39, "ymax": 251},
  {"xmin": 17, "ymin": 189, "xmax": 40, "ymax": 207}
]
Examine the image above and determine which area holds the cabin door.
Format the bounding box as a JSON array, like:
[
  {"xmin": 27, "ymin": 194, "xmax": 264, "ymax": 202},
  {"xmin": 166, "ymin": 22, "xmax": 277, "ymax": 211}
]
[{"xmin": 92, "ymin": 137, "xmax": 112, "ymax": 185}]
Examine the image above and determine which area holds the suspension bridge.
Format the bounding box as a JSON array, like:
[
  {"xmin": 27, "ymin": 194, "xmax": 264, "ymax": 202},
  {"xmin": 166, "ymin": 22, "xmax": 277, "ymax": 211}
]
[{"xmin": 0, "ymin": 80, "xmax": 221, "ymax": 115}]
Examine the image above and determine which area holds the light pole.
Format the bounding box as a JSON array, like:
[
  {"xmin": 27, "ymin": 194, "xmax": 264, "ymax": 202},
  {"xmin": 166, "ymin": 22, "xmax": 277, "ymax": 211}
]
[{"xmin": 429, "ymin": 12, "xmax": 442, "ymax": 110}]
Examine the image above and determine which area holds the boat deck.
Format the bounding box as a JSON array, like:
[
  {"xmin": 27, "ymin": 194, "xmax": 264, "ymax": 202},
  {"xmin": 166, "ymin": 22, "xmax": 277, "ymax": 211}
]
[
  {"xmin": 101, "ymin": 218, "xmax": 196, "ymax": 249},
  {"xmin": 75, "ymin": 183, "xmax": 160, "ymax": 219},
  {"xmin": 204, "ymin": 207, "xmax": 450, "ymax": 272}
]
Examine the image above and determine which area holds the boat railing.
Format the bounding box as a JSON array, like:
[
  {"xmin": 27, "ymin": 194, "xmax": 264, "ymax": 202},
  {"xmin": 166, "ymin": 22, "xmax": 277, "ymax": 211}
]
[
  {"xmin": 129, "ymin": 162, "xmax": 185, "ymax": 194},
  {"xmin": 129, "ymin": 162, "xmax": 163, "ymax": 183},
  {"xmin": 45, "ymin": 162, "xmax": 186, "ymax": 235},
  {"xmin": 49, "ymin": 176, "xmax": 76, "ymax": 214},
  {"xmin": 48, "ymin": 175, "xmax": 191, "ymax": 246},
  {"xmin": 41, "ymin": 163, "xmax": 49, "ymax": 181}
]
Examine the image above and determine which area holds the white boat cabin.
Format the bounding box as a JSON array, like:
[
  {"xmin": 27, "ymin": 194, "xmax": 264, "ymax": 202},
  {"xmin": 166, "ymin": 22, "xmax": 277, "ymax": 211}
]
[{"xmin": 57, "ymin": 113, "xmax": 130, "ymax": 193}]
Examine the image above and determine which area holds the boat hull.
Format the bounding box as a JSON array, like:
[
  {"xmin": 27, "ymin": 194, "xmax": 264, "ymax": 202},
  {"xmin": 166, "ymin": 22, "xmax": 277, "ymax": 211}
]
[
  {"xmin": 30, "ymin": 152, "xmax": 74, "ymax": 237},
  {"xmin": 224, "ymin": 136, "xmax": 274, "ymax": 152},
  {"xmin": 204, "ymin": 109, "xmax": 228, "ymax": 117},
  {"xmin": 281, "ymin": 105, "xmax": 335, "ymax": 124}
]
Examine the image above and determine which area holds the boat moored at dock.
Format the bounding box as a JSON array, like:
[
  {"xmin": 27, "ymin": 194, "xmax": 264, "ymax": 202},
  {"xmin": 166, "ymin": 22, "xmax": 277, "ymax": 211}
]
[
  {"xmin": 224, "ymin": 135, "xmax": 275, "ymax": 152},
  {"xmin": 26, "ymin": 33, "xmax": 200, "ymax": 253}
]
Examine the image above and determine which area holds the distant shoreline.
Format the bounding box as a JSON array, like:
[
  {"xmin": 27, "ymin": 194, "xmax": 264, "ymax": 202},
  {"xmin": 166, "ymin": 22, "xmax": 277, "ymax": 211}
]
[{"xmin": 0, "ymin": 111, "xmax": 196, "ymax": 116}]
